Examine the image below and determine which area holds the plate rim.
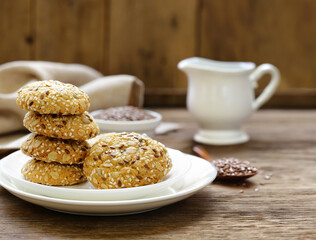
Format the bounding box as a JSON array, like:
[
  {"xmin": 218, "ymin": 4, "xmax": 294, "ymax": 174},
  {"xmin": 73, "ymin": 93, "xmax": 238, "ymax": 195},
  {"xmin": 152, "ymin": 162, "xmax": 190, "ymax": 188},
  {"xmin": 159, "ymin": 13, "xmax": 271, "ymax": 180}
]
[
  {"xmin": 0, "ymin": 148, "xmax": 192, "ymax": 201},
  {"xmin": 0, "ymin": 153, "xmax": 217, "ymax": 206}
]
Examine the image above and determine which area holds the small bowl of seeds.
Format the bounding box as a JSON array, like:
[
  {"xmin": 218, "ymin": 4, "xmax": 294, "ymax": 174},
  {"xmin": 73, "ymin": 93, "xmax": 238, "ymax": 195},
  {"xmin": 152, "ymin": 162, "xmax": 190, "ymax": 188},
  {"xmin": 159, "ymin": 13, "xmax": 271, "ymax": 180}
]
[{"xmin": 91, "ymin": 106, "xmax": 162, "ymax": 137}]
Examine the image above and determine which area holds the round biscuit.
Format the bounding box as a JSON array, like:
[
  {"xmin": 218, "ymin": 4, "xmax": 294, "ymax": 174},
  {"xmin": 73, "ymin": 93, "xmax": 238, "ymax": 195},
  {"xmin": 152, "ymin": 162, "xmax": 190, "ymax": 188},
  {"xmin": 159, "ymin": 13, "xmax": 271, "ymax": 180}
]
[
  {"xmin": 16, "ymin": 80, "xmax": 90, "ymax": 115},
  {"xmin": 21, "ymin": 159, "xmax": 86, "ymax": 186},
  {"xmin": 83, "ymin": 132, "xmax": 172, "ymax": 189},
  {"xmin": 21, "ymin": 133, "xmax": 90, "ymax": 164},
  {"xmin": 23, "ymin": 111, "xmax": 99, "ymax": 140}
]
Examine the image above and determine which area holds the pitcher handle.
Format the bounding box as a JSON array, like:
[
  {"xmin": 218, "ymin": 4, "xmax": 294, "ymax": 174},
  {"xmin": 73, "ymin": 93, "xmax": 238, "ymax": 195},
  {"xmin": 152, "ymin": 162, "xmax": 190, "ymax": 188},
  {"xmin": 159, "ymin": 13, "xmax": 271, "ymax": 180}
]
[{"xmin": 250, "ymin": 64, "xmax": 280, "ymax": 110}]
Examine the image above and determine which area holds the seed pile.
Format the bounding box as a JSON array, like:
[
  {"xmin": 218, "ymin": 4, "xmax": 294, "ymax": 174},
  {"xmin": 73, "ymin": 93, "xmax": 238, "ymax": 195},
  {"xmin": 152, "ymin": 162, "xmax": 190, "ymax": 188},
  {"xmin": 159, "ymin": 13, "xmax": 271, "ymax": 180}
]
[
  {"xmin": 17, "ymin": 80, "xmax": 99, "ymax": 186},
  {"xmin": 213, "ymin": 158, "xmax": 258, "ymax": 180},
  {"xmin": 94, "ymin": 106, "xmax": 155, "ymax": 121}
]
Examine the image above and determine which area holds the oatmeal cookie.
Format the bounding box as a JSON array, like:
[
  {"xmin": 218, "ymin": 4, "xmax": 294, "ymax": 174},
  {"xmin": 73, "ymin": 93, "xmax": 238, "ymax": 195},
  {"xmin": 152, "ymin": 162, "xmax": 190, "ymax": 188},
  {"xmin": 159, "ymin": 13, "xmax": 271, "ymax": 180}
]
[
  {"xmin": 21, "ymin": 159, "xmax": 86, "ymax": 186},
  {"xmin": 23, "ymin": 111, "xmax": 99, "ymax": 140},
  {"xmin": 16, "ymin": 80, "xmax": 90, "ymax": 115},
  {"xmin": 83, "ymin": 132, "xmax": 172, "ymax": 189},
  {"xmin": 21, "ymin": 133, "xmax": 90, "ymax": 164}
]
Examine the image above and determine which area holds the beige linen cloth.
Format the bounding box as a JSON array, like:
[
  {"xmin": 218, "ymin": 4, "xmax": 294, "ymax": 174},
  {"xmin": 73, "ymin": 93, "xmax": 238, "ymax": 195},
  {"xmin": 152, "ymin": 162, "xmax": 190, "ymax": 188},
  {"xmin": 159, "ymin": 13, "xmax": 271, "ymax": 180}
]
[{"xmin": 0, "ymin": 61, "xmax": 144, "ymax": 151}]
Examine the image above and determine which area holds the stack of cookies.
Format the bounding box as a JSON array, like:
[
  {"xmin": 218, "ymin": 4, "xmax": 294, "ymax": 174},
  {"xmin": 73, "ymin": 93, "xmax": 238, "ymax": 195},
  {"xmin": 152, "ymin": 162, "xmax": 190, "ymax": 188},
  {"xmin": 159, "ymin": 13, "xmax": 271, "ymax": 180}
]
[{"xmin": 16, "ymin": 80, "xmax": 99, "ymax": 186}]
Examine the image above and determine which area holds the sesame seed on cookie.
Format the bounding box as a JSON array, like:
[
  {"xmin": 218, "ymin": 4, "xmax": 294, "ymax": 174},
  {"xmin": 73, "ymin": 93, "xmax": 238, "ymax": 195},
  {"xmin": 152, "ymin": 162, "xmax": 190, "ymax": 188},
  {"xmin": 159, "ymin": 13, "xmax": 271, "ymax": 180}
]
[
  {"xmin": 16, "ymin": 80, "xmax": 90, "ymax": 115},
  {"xmin": 84, "ymin": 132, "xmax": 172, "ymax": 189}
]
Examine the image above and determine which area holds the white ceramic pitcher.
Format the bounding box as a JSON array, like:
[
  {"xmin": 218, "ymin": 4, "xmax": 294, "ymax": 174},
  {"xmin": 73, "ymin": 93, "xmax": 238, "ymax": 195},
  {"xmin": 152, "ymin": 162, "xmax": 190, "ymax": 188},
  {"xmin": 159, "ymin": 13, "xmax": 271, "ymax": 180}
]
[{"xmin": 178, "ymin": 57, "xmax": 280, "ymax": 145}]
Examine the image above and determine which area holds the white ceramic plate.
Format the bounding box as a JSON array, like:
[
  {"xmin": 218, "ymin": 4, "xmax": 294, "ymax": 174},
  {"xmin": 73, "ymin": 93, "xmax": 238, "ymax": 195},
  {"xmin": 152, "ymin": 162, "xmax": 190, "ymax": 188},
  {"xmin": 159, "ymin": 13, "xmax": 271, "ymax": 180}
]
[
  {"xmin": 0, "ymin": 148, "xmax": 191, "ymax": 201},
  {"xmin": 0, "ymin": 153, "xmax": 217, "ymax": 216},
  {"xmin": 90, "ymin": 110, "xmax": 162, "ymax": 137}
]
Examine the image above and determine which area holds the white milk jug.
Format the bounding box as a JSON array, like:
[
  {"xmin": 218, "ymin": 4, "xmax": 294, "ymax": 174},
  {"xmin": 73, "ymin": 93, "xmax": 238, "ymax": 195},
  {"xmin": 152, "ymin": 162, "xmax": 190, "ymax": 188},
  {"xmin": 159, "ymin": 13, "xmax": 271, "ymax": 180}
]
[{"xmin": 178, "ymin": 57, "xmax": 280, "ymax": 145}]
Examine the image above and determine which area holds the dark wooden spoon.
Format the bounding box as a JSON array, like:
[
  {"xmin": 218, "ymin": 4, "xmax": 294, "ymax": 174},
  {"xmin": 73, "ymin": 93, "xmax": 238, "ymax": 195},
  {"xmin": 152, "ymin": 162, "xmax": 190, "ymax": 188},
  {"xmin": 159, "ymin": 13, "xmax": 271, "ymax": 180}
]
[
  {"xmin": 192, "ymin": 145, "xmax": 212, "ymax": 161},
  {"xmin": 192, "ymin": 145, "xmax": 258, "ymax": 181}
]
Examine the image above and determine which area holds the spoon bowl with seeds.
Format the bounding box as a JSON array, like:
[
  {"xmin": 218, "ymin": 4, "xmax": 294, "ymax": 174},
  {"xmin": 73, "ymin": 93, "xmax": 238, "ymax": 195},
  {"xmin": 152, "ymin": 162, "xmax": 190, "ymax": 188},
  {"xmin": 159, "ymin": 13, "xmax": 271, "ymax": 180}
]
[{"xmin": 192, "ymin": 145, "xmax": 258, "ymax": 181}]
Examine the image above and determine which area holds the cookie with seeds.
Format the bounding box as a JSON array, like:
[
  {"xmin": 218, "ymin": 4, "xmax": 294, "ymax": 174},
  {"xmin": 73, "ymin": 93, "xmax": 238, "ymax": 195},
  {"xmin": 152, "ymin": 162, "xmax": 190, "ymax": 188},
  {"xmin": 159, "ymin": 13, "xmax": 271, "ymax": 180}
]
[
  {"xmin": 21, "ymin": 133, "xmax": 90, "ymax": 164},
  {"xmin": 23, "ymin": 111, "xmax": 99, "ymax": 140},
  {"xmin": 21, "ymin": 159, "xmax": 86, "ymax": 186},
  {"xmin": 16, "ymin": 80, "xmax": 90, "ymax": 115},
  {"xmin": 83, "ymin": 132, "xmax": 172, "ymax": 189}
]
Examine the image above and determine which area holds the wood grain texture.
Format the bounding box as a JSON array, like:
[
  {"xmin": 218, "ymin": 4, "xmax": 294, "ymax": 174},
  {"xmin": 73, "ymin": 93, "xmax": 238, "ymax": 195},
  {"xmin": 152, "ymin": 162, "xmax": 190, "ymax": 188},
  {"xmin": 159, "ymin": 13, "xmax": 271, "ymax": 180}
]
[
  {"xmin": 34, "ymin": 0, "xmax": 106, "ymax": 72},
  {"xmin": 108, "ymin": 0, "xmax": 198, "ymax": 89},
  {"xmin": 0, "ymin": 0, "xmax": 316, "ymax": 107},
  {"xmin": 200, "ymin": 0, "xmax": 316, "ymax": 90},
  {"xmin": 0, "ymin": 109, "xmax": 316, "ymax": 239},
  {"xmin": 128, "ymin": 79, "xmax": 144, "ymax": 107},
  {"xmin": 0, "ymin": 0, "xmax": 33, "ymax": 62}
]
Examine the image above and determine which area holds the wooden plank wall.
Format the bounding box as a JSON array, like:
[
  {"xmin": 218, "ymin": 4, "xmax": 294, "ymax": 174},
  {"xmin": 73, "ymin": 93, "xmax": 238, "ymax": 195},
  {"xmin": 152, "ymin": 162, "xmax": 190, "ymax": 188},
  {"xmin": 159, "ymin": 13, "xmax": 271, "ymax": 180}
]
[
  {"xmin": 0, "ymin": 0, "xmax": 33, "ymax": 62},
  {"xmin": 0, "ymin": 0, "xmax": 316, "ymax": 108},
  {"xmin": 35, "ymin": 0, "xmax": 106, "ymax": 72}
]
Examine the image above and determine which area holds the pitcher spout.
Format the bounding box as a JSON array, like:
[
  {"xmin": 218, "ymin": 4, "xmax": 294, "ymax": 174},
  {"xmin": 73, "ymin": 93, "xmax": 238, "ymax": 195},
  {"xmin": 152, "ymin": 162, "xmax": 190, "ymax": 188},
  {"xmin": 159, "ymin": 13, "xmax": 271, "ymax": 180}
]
[
  {"xmin": 178, "ymin": 57, "xmax": 255, "ymax": 74},
  {"xmin": 177, "ymin": 57, "xmax": 208, "ymax": 74}
]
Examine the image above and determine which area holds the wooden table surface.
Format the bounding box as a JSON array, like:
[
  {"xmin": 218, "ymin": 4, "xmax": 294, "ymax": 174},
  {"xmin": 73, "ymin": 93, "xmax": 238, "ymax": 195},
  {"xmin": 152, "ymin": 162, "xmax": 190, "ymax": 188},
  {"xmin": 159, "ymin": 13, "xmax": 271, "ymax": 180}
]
[{"xmin": 1, "ymin": 109, "xmax": 316, "ymax": 239}]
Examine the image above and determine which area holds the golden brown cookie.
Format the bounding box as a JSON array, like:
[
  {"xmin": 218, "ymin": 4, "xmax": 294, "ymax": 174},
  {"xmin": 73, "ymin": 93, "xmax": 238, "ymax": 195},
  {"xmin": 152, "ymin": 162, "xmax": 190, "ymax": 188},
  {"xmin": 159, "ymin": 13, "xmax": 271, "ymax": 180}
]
[
  {"xmin": 23, "ymin": 111, "xmax": 99, "ymax": 140},
  {"xmin": 84, "ymin": 132, "xmax": 172, "ymax": 189},
  {"xmin": 16, "ymin": 80, "xmax": 90, "ymax": 115},
  {"xmin": 21, "ymin": 133, "xmax": 90, "ymax": 164},
  {"xmin": 21, "ymin": 159, "xmax": 86, "ymax": 186}
]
